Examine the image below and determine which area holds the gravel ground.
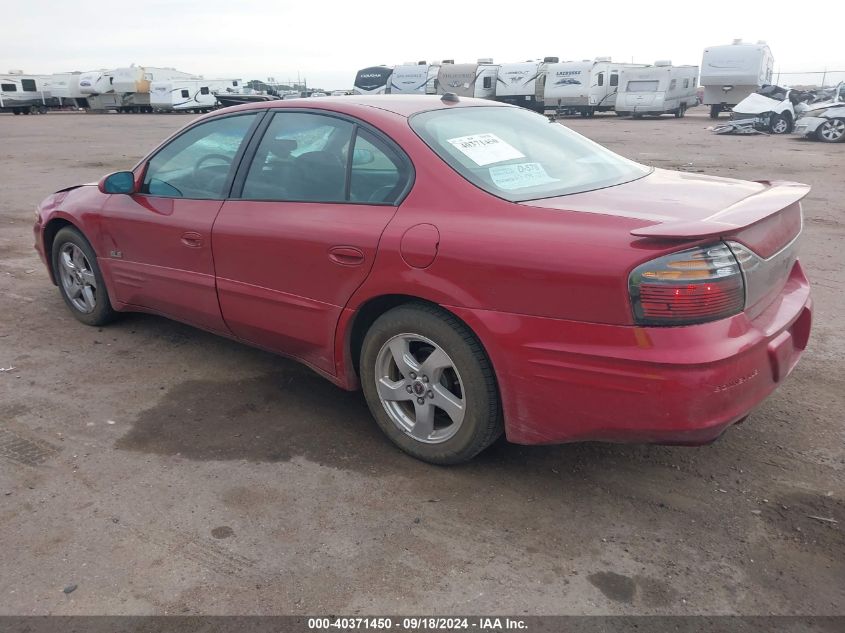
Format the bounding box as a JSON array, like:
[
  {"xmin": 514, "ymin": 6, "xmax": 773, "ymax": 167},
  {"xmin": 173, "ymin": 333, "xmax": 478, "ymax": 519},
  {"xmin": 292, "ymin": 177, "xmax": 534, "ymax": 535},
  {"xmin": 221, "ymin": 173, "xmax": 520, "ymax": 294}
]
[{"xmin": 0, "ymin": 108, "xmax": 842, "ymax": 616}]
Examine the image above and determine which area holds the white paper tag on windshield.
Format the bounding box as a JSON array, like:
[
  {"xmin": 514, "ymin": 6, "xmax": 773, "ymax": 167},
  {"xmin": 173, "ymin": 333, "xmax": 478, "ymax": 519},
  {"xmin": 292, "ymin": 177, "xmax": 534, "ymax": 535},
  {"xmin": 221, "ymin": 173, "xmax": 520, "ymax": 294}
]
[
  {"xmin": 489, "ymin": 162, "xmax": 559, "ymax": 190},
  {"xmin": 446, "ymin": 133, "xmax": 525, "ymax": 166}
]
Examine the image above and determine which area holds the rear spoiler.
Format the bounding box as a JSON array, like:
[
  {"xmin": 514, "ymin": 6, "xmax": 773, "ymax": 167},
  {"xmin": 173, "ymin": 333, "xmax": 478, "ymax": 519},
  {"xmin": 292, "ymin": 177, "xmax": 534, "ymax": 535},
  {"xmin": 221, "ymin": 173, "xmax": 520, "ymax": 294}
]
[{"xmin": 630, "ymin": 181, "xmax": 810, "ymax": 239}]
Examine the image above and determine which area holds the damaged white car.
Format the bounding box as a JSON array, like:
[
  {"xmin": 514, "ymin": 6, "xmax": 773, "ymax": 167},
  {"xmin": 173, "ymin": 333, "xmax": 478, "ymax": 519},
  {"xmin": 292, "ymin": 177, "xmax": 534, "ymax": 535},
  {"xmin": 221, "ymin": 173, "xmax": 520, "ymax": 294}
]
[
  {"xmin": 729, "ymin": 85, "xmax": 803, "ymax": 134},
  {"xmin": 794, "ymin": 83, "xmax": 845, "ymax": 143}
]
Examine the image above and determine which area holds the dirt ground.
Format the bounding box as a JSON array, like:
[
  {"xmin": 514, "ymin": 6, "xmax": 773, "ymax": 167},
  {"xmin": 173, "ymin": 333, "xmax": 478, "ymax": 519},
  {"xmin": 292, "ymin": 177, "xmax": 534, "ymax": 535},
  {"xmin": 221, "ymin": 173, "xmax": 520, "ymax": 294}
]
[{"xmin": 0, "ymin": 108, "xmax": 842, "ymax": 616}]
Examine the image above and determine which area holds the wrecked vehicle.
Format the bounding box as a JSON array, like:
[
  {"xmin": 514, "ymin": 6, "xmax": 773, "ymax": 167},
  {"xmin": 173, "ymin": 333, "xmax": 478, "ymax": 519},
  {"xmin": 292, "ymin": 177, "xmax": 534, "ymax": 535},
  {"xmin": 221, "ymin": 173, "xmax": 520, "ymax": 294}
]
[
  {"xmin": 729, "ymin": 85, "xmax": 804, "ymax": 134},
  {"xmin": 794, "ymin": 83, "xmax": 845, "ymax": 143}
]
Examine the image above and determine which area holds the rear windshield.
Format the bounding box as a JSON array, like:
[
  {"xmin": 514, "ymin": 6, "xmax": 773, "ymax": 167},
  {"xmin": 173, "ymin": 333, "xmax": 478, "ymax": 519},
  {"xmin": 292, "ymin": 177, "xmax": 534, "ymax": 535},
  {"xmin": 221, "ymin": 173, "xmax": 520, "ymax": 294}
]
[{"xmin": 410, "ymin": 106, "xmax": 650, "ymax": 202}]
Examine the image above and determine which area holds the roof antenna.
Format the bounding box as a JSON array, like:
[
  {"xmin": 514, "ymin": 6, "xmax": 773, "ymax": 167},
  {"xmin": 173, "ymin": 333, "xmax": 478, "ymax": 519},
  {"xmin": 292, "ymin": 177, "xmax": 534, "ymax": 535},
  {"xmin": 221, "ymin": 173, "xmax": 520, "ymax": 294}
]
[{"xmin": 441, "ymin": 92, "xmax": 459, "ymax": 103}]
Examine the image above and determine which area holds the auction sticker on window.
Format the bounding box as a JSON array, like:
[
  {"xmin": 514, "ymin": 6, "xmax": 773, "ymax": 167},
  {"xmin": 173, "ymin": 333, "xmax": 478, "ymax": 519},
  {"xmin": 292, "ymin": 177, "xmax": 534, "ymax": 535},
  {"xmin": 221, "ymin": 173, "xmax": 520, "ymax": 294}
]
[
  {"xmin": 446, "ymin": 133, "xmax": 525, "ymax": 166},
  {"xmin": 489, "ymin": 162, "xmax": 559, "ymax": 190}
]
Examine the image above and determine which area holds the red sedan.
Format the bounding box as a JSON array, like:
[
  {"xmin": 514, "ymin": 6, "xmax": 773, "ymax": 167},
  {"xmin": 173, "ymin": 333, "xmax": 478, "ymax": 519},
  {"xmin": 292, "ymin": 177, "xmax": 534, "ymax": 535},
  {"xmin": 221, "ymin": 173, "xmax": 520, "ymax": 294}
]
[{"xmin": 33, "ymin": 95, "xmax": 812, "ymax": 464}]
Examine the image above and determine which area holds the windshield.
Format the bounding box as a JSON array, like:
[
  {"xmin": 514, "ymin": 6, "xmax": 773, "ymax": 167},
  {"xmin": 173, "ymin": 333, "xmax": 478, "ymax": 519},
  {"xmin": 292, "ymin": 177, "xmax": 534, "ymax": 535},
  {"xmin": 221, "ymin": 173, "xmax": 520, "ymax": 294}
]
[{"xmin": 409, "ymin": 106, "xmax": 650, "ymax": 202}]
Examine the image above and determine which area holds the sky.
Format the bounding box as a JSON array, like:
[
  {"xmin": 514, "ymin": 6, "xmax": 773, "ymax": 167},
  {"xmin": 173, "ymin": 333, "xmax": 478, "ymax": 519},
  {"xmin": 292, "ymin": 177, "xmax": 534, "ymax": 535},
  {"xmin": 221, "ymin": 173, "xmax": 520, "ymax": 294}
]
[{"xmin": 4, "ymin": 0, "xmax": 843, "ymax": 90}]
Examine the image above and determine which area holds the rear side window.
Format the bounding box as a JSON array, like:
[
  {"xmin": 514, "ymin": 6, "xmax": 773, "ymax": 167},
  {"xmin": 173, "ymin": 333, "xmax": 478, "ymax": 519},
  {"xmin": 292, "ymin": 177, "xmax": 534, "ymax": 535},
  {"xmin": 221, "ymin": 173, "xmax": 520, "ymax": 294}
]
[
  {"xmin": 142, "ymin": 113, "xmax": 259, "ymax": 199},
  {"xmin": 349, "ymin": 129, "xmax": 407, "ymax": 204},
  {"xmin": 21, "ymin": 79, "xmax": 36, "ymax": 92}
]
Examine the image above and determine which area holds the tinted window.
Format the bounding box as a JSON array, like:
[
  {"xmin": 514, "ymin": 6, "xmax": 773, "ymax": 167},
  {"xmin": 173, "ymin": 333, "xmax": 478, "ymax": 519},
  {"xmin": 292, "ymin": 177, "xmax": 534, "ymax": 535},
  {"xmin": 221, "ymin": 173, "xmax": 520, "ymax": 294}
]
[
  {"xmin": 610, "ymin": 73, "xmax": 618, "ymax": 87},
  {"xmin": 483, "ymin": 76, "xmax": 491, "ymax": 89},
  {"xmin": 410, "ymin": 106, "xmax": 650, "ymax": 202},
  {"xmin": 200, "ymin": 87, "xmax": 210, "ymax": 95},
  {"xmin": 241, "ymin": 112, "xmax": 354, "ymax": 202},
  {"xmin": 142, "ymin": 113, "xmax": 258, "ymax": 199},
  {"xmin": 21, "ymin": 79, "xmax": 36, "ymax": 92},
  {"xmin": 349, "ymin": 129, "xmax": 407, "ymax": 204},
  {"xmin": 597, "ymin": 73, "xmax": 604, "ymax": 87},
  {"xmin": 1, "ymin": 83, "xmax": 16, "ymax": 92},
  {"xmin": 181, "ymin": 89, "xmax": 190, "ymax": 98}
]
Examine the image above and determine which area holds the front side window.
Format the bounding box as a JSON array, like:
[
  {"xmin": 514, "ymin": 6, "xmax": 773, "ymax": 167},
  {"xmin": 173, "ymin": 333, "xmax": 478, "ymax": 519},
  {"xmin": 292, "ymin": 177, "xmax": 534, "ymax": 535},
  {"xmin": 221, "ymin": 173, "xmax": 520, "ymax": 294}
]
[
  {"xmin": 21, "ymin": 79, "xmax": 36, "ymax": 92},
  {"xmin": 627, "ymin": 80, "xmax": 659, "ymax": 92},
  {"xmin": 410, "ymin": 106, "xmax": 650, "ymax": 202},
  {"xmin": 142, "ymin": 113, "xmax": 258, "ymax": 199},
  {"xmin": 241, "ymin": 112, "xmax": 354, "ymax": 202}
]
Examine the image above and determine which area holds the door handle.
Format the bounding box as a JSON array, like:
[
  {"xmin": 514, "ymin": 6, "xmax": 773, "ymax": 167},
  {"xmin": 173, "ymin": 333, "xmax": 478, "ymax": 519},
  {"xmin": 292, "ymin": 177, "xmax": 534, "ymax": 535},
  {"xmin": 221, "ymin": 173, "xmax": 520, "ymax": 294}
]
[
  {"xmin": 328, "ymin": 246, "xmax": 365, "ymax": 266},
  {"xmin": 181, "ymin": 232, "xmax": 203, "ymax": 248}
]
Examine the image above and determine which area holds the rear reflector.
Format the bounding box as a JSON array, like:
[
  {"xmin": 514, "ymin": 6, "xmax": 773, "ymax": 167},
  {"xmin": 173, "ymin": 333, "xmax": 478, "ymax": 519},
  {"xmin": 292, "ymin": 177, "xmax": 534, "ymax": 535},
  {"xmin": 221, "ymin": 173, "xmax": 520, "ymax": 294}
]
[{"xmin": 629, "ymin": 243, "xmax": 746, "ymax": 325}]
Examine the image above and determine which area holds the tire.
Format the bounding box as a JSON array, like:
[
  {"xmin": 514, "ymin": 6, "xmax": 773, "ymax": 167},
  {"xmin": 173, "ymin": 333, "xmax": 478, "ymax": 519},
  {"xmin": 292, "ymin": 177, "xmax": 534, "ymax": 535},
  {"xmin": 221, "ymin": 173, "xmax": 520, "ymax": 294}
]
[
  {"xmin": 51, "ymin": 227, "xmax": 116, "ymax": 326},
  {"xmin": 675, "ymin": 104, "xmax": 686, "ymax": 118},
  {"xmin": 816, "ymin": 118, "xmax": 845, "ymax": 143},
  {"xmin": 710, "ymin": 105, "xmax": 721, "ymax": 119},
  {"xmin": 770, "ymin": 113, "xmax": 792, "ymax": 134},
  {"xmin": 360, "ymin": 304, "xmax": 503, "ymax": 464}
]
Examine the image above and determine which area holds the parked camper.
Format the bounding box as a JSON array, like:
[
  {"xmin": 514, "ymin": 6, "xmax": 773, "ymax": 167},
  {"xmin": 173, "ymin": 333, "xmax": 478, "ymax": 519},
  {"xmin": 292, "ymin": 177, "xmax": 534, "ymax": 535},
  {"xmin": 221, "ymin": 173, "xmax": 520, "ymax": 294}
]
[
  {"xmin": 701, "ymin": 40, "xmax": 774, "ymax": 118},
  {"xmin": 150, "ymin": 80, "xmax": 217, "ymax": 112},
  {"xmin": 437, "ymin": 60, "xmax": 498, "ymax": 99},
  {"xmin": 353, "ymin": 66, "xmax": 393, "ymax": 95},
  {"xmin": 46, "ymin": 72, "xmax": 88, "ymax": 108},
  {"xmin": 77, "ymin": 70, "xmax": 115, "ymax": 96},
  {"xmin": 390, "ymin": 62, "xmax": 440, "ymax": 95},
  {"xmin": 0, "ymin": 72, "xmax": 51, "ymax": 114},
  {"xmin": 494, "ymin": 58, "xmax": 557, "ymax": 111},
  {"xmin": 543, "ymin": 58, "xmax": 648, "ymax": 116},
  {"xmin": 615, "ymin": 62, "xmax": 699, "ymax": 118}
]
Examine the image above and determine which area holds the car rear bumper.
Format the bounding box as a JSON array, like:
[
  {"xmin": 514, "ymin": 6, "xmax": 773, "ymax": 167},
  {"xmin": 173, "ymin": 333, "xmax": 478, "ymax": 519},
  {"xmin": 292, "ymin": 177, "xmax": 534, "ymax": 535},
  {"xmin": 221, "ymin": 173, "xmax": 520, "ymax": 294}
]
[{"xmin": 450, "ymin": 261, "xmax": 812, "ymax": 445}]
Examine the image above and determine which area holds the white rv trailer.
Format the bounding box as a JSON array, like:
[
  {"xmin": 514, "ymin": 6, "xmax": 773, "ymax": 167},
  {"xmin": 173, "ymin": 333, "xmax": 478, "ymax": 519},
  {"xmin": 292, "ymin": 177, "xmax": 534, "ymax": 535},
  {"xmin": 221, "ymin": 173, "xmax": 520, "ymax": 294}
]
[
  {"xmin": 615, "ymin": 62, "xmax": 699, "ymax": 117},
  {"xmin": 150, "ymin": 79, "xmax": 218, "ymax": 112},
  {"xmin": 494, "ymin": 58, "xmax": 558, "ymax": 112},
  {"xmin": 701, "ymin": 40, "xmax": 774, "ymax": 118},
  {"xmin": 0, "ymin": 72, "xmax": 52, "ymax": 114},
  {"xmin": 77, "ymin": 70, "xmax": 115, "ymax": 96},
  {"xmin": 104, "ymin": 66, "xmax": 208, "ymax": 112},
  {"xmin": 543, "ymin": 58, "xmax": 649, "ymax": 116},
  {"xmin": 46, "ymin": 72, "xmax": 88, "ymax": 108},
  {"xmin": 353, "ymin": 66, "xmax": 393, "ymax": 95},
  {"xmin": 436, "ymin": 60, "xmax": 498, "ymax": 99},
  {"xmin": 389, "ymin": 62, "xmax": 440, "ymax": 94}
]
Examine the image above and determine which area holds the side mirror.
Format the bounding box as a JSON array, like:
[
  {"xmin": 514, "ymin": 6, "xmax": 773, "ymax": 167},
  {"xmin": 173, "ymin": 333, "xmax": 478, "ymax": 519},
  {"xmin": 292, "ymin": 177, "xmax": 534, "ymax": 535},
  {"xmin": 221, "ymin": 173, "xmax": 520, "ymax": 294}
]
[
  {"xmin": 99, "ymin": 171, "xmax": 136, "ymax": 194},
  {"xmin": 352, "ymin": 148, "xmax": 375, "ymax": 166}
]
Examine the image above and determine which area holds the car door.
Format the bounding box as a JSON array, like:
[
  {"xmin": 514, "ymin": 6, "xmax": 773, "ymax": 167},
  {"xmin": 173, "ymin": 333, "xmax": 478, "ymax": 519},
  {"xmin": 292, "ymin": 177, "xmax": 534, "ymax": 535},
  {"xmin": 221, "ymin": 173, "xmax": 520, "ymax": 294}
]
[
  {"xmin": 212, "ymin": 110, "xmax": 412, "ymax": 374},
  {"xmin": 98, "ymin": 112, "xmax": 261, "ymax": 332}
]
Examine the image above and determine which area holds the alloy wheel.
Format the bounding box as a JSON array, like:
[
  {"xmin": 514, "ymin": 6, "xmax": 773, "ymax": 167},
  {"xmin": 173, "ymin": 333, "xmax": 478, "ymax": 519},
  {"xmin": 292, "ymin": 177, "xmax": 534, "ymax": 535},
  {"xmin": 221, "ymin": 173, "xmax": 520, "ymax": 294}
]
[
  {"xmin": 819, "ymin": 119, "xmax": 845, "ymax": 142},
  {"xmin": 374, "ymin": 333, "xmax": 466, "ymax": 444},
  {"xmin": 58, "ymin": 243, "xmax": 98, "ymax": 313}
]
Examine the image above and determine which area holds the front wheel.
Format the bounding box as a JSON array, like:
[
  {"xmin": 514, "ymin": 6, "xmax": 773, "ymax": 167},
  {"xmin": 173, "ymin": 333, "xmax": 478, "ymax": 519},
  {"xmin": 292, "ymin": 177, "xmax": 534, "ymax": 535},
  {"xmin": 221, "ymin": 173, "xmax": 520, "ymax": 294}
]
[
  {"xmin": 816, "ymin": 118, "xmax": 845, "ymax": 143},
  {"xmin": 52, "ymin": 227, "xmax": 116, "ymax": 326},
  {"xmin": 770, "ymin": 113, "xmax": 792, "ymax": 134},
  {"xmin": 360, "ymin": 304, "xmax": 503, "ymax": 464}
]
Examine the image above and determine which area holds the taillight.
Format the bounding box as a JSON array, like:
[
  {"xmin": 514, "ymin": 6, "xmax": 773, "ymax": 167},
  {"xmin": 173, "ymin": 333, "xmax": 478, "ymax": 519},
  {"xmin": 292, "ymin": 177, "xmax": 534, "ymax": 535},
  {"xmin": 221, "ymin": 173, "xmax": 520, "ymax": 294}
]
[{"xmin": 629, "ymin": 243, "xmax": 745, "ymax": 326}]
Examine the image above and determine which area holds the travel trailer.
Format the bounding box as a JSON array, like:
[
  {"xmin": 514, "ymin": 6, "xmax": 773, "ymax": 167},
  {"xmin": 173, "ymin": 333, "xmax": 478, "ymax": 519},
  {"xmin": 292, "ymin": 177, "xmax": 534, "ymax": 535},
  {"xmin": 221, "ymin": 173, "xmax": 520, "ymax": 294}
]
[
  {"xmin": 150, "ymin": 80, "xmax": 218, "ymax": 112},
  {"xmin": 353, "ymin": 66, "xmax": 393, "ymax": 95},
  {"xmin": 615, "ymin": 62, "xmax": 699, "ymax": 117},
  {"xmin": 701, "ymin": 40, "xmax": 774, "ymax": 118},
  {"xmin": 436, "ymin": 60, "xmax": 498, "ymax": 99},
  {"xmin": 77, "ymin": 70, "xmax": 115, "ymax": 96},
  {"xmin": 494, "ymin": 58, "xmax": 558, "ymax": 111},
  {"xmin": 46, "ymin": 72, "xmax": 88, "ymax": 108},
  {"xmin": 0, "ymin": 72, "xmax": 52, "ymax": 114},
  {"xmin": 543, "ymin": 58, "xmax": 648, "ymax": 116},
  {"xmin": 390, "ymin": 62, "xmax": 440, "ymax": 95}
]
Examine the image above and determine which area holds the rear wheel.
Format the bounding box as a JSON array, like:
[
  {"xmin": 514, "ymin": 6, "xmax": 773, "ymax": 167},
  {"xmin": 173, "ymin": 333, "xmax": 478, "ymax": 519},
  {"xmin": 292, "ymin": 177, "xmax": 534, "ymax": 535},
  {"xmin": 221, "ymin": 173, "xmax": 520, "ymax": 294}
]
[
  {"xmin": 51, "ymin": 227, "xmax": 116, "ymax": 326},
  {"xmin": 710, "ymin": 104, "xmax": 721, "ymax": 119},
  {"xmin": 816, "ymin": 118, "xmax": 845, "ymax": 143},
  {"xmin": 360, "ymin": 304, "xmax": 503, "ymax": 464}
]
